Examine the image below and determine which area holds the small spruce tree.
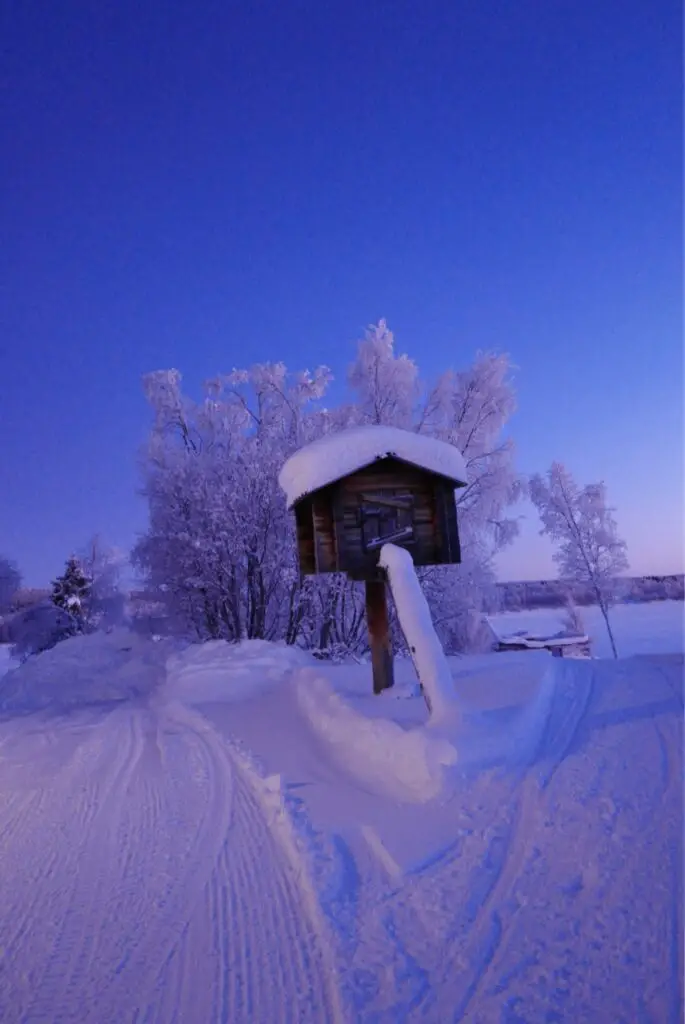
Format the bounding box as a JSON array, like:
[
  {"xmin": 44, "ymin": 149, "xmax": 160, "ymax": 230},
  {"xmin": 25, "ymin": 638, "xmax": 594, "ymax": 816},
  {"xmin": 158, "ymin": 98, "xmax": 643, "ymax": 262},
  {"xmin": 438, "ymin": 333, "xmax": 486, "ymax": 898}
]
[{"xmin": 51, "ymin": 556, "xmax": 92, "ymax": 632}]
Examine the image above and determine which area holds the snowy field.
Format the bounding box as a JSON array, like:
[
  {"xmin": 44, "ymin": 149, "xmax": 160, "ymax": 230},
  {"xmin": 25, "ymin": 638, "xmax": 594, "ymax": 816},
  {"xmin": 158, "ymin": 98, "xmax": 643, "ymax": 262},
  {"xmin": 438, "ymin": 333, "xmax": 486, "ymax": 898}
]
[
  {"xmin": 0, "ymin": 628, "xmax": 682, "ymax": 1022},
  {"xmin": 0, "ymin": 644, "xmax": 14, "ymax": 679},
  {"xmin": 490, "ymin": 598, "xmax": 684, "ymax": 658}
]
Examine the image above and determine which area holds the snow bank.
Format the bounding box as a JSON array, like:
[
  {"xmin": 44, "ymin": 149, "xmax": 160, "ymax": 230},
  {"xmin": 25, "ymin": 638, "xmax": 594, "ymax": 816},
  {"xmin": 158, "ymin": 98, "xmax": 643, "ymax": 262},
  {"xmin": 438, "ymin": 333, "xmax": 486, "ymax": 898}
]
[
  {"xmin": 279, "ymin": 424, "xmax": 467, "ymax": 508},
  {"xmin": 165, "ymin": 639, "xmax": 315, "ymax": 704},
  {"xmin": 0, "ymin": 645, "xmax": 16, "ymax": 680},
  {"xmin": 379, "ymin": 543, "xmax": 458, "ymax": 724},
  {"xmin": 0, "ymin": 628, "xmax": 171, "ymax": 715},
  {"xmin": 295, "ymin": 667, "xmax": 457, "ymax": 802},
  {"xmin": 452, "ymin": 660, "xmax": 559, "ymax": 771}
]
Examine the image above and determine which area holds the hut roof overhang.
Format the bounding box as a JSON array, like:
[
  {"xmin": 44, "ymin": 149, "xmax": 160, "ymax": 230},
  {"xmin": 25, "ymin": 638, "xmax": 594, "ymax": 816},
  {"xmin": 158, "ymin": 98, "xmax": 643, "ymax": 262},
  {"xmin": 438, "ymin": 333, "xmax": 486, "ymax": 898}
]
[{"xmin": 279, "ymin": 425, "xmax": 468, "ymax": 510}]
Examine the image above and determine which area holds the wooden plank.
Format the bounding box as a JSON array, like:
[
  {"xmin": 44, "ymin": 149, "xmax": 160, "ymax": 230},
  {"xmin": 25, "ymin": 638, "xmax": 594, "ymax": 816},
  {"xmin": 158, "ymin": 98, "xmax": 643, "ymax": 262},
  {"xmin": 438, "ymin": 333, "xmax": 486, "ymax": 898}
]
[
  {"xmin": 445, "ymin": 487, "xmax": 461, "ymax": 563},
  {"xmin": 335, "ymin": 465, "xmax": 443, "ymax": 573},
  {"xmin": 331, "ymin": 484, "xmax": 347, "ymax": 573},
  {"xmin": 359, "ymin": 492, "xmax": 414, "ymax": 511},
  {"xmin": 437, "ymin": 482, "xmax": 461, "ymax": 564},
  {"xmin": 294, "ymin": 500, "xmax": 316, "ymax": 575},
  {"xmin": 434, "ymin": 482, "xmax": 456, "ymax": 563},
  {"xmin": 312, "ymin": 496, "xmax": 337, "ymax": 573},
  {"xmin": 365, "ymin": 578, "xmax": 394, "ymax": 693}
]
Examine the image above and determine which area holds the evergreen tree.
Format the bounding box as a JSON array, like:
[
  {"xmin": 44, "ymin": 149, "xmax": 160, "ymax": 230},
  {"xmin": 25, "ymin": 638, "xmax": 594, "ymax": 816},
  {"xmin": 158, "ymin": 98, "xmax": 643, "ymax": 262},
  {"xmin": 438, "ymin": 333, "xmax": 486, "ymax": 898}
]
[{"xmin": 51, "ymin": 556, "xmax": 92, "ymax": 632}]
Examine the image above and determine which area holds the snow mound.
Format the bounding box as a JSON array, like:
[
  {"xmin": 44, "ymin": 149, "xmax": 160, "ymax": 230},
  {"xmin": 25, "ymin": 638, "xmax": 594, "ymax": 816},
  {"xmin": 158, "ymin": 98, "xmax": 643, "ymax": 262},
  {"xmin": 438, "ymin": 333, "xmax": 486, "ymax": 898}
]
[
  {"xmin": 295, "ymin": 667, "xmax": 457, "ymax": 802},
  {"xmin": 165, "ymin": 639, "xmax": 316, "ymax": 704},
  {"xmin": 379, "ymin": 542, "xmax": 458, "ymax": 724},
  {"xmin": 0, "ymin": 628, "xmax": 171, "ymax": 716},
  {"xmin": 0, "ymin": 645, "xmax": 16, "ymax": 679},
  {"xmin": 279, "ymin": 424, "xmax": 468, "ymax": 508},
  {"xmin": 453, "ymin": 661, "xmax": 559, "ymax": 771}
]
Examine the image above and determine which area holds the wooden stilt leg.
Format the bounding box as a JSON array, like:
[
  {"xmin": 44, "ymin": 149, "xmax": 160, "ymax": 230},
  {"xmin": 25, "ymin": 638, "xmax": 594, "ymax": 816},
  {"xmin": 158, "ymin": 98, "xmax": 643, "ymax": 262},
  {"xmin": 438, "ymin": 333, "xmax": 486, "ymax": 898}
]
[{"xmin": 365, "ymin": 578, "xmax": 394, "ymax": 694}]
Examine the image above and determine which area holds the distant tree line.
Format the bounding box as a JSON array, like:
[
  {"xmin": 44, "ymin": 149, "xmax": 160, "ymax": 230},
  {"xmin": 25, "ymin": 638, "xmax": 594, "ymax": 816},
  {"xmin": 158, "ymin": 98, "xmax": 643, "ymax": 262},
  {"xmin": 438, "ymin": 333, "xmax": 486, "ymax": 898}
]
[{"xmin": 493, "ymin": 574, "xmax": 684, "ymax": 613}]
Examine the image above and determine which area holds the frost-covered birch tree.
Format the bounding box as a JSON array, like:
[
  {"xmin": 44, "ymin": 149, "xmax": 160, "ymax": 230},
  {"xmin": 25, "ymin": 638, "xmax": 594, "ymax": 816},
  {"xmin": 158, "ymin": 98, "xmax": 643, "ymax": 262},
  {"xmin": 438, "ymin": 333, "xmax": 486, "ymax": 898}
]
[
  {"xmin": 132, "ymin": 363, "xmax": 335, "ymax": 642},
  {"xmin": 529, "ymin": 463, "xmax": 629, "ymax": 657},
  {"xmin": 347, "ymin": 320, "xmax": 523, "ymax": 652},
  {"xmin": 79, "ymin": 535, "xmax": 127, "ymax": 628},
  {"xmin": 134, "ymin": 320, "xmax": 522, "ymax": 653}
]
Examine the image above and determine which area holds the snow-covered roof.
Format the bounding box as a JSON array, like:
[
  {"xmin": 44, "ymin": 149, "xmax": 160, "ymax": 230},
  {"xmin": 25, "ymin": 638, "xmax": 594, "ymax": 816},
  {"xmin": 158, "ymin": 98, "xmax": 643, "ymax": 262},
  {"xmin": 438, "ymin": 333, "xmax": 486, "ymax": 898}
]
[
  {"xmin": 496, "ymin": 634, "xmax": 590, "ymax": 649},
  {"xmin": 279, "ymin": 425, "xmax": 468, "ymax": 508},
  {"xmin": 485, "ymin": 620, "xmax": 591, "ymax": 648}
]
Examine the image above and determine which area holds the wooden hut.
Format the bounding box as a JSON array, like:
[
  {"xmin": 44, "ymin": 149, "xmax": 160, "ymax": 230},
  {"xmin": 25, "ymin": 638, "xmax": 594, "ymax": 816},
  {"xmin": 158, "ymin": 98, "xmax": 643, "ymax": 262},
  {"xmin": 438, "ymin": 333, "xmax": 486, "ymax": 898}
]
[
  {"xmin": 279, "ymin": 426, "xmax": 468, "ymax": 693},
  {"xmin": 279, "ymin": 425, "xmax": 468, "ymax": 581}
]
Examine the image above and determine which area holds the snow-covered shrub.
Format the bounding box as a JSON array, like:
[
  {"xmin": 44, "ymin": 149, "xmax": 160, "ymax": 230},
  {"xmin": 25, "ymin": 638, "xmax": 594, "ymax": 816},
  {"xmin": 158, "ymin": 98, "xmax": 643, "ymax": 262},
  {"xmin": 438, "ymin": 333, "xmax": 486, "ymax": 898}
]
[
  {"xmin": 79, "ymin": 536, "xmax": 127, "ymax": 629},
  {"xmin": 10, "ymin": 600, "xmax": 77, "ymax": 662}
]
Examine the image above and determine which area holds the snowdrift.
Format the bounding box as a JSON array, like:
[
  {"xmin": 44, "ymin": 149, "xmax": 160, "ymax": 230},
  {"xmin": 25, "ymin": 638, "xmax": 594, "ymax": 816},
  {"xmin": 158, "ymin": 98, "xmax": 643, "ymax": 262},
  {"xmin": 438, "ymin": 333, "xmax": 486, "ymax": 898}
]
[
  {"xmin": 0, "ymin": 628, "xmax": 172, "ymax": 715},
  {"xmin": 163, "ymin": 639, "xmax": 458, "ymax": 802},
  {"xmin": 165, "ymin": 639, "xmax": 315, "ymax": 704},
  {"xmin": 0, "ymin": 644, "xmax": 16, "ymax": 680},
  {"xmin": 295, "ymin": 667, "xmax": 457, "ymax": 802}
]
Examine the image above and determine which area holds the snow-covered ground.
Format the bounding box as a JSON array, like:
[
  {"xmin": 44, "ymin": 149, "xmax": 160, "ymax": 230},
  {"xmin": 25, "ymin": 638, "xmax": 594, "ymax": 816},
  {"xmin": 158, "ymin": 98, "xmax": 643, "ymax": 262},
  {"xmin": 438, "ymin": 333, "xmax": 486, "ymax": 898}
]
[
  {"xmin": 490, "ymin": 598, "xmax": 684, "ymax": 658},
  {"xmin": 0, "ymin": 628, "xmax": 682, "ymax": 1022},
  {"xmin": 0, "ymin": 644, "xmax": 15, "ymax": 679}
]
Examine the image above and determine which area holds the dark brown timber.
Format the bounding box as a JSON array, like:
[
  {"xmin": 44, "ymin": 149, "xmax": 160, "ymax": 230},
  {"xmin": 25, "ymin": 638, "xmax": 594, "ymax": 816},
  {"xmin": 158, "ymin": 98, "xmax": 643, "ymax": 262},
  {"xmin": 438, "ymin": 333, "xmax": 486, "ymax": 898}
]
[{"xmin": 365, "ymin": 578, "xmax": 394, "ymax": 694}]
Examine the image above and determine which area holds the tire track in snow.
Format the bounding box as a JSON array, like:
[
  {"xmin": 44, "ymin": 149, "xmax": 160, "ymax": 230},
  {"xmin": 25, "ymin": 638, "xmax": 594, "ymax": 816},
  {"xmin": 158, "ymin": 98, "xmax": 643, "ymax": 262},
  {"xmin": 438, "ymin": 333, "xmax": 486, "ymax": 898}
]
[
  {"xmin": 0, "ymin": 711, "xmax": 139, "ymax": 939},
  {"xmin": 84, "ymin": 702, "xmax": 237, "ymax": 1023},
  {"xmin": 350, "ymin": 675, "xmax": 556, "ymax": 1023},
  {"xmin": 142, "ymin": 714, "xmax": 345, "ymax": 1024},
  {"xmin": 2, "ymin": 708, "xmax": 148, "ymax": 1021},
  {"xmin": 0, "ymin": 702, "xmax": 231, "ymax": 1023},
  {"xmin": 449, "ymin": 776, "xmax": 541, "ymax": 1022},
  {"xmin": 1, "ymin": 698, "xmax": 343, "ymax": 1024}
]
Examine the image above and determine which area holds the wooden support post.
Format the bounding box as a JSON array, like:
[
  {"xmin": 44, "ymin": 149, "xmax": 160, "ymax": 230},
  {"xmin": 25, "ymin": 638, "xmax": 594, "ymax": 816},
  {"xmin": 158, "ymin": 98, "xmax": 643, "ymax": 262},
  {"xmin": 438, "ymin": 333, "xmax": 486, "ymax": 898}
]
[{"xmin": 365, "ymin": 577, "xmax": 394, "ymax": 694}]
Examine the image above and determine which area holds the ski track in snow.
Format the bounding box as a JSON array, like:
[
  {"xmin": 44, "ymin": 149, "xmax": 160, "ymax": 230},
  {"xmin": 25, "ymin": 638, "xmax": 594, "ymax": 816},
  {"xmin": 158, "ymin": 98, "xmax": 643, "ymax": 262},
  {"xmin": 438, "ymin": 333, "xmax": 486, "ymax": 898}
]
[
  {"xmin": 0, "ymin": 699, "xmax": 343, "ymax": 1024},
  {"xmin": 332, "ymin": 658, "xmax": 683, "ymax": 1022}
]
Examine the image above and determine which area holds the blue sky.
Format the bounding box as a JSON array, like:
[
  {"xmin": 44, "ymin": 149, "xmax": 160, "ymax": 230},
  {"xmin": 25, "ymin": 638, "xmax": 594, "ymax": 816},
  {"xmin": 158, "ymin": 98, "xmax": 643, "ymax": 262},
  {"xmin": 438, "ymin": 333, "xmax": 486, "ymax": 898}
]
[{"xmin": 1, "ymin": 1, "xmax": 682, "ymax": 587}]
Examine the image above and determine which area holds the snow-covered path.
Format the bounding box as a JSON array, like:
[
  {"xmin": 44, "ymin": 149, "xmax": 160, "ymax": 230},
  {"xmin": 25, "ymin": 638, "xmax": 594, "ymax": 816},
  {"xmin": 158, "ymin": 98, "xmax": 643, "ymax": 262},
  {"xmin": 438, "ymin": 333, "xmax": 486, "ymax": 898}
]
[
  {"xmin": 0, "ymin": 632, "xmax": 682, "ymax": 1022},
  {"xmin": 0, "ymin": 698, "xmax": 343, "ymax": 1024}
]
